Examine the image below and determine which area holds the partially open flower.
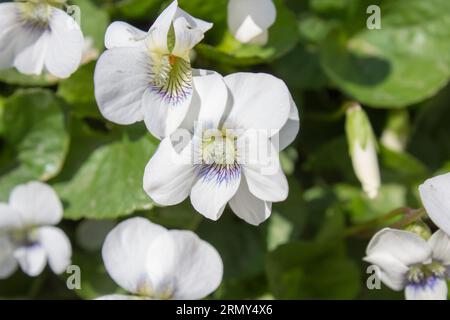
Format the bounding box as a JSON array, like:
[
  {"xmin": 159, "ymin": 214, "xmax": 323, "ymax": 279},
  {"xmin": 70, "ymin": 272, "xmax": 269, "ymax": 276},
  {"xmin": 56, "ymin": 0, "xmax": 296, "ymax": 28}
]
[
  {"xmin": 0, "ymin": 181, "xmax": 71, "ymax": 278},
  {"xmin": 143, "ymin": 72, "xmax": 299, "ymax": 225},
  {"xmin": 98, "ymin": 217, "xmax": 223, "ymax": 300},
  {"xmin": 364, "ymin": 228, "xmax": 450, "ymax": 300},
  {"xmin": 0, "ymin": 0, "xmax": 84, "ymax": 78},
  {"xmin": 345, "ymin": 103, "xmax": 381, "ymax": 199},
  {"xmin": 94, "ymin": 0, "xmax": 212, "ymax": 139},
  {"xmin": 227, "ymin": 0, "xmax": 276, "ymax": 45}
]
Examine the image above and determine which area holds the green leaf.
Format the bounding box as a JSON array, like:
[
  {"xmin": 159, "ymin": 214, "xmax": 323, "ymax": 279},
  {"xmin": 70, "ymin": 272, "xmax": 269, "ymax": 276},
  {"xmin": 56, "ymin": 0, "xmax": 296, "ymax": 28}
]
[
  {"xmin": 197, "ymin": 213, "xmax": 266, "ymax": 280},
  {"xmin": 72, "ymin": 0, "xmax": 110, "ymax": 50},
  {"xmin": 334, "ymin": 183, "xmax": 407, "ymax": 223},
  {"xmin": 0, "ymin": 69, "xmax": 58, "ymax": 86},
  {"xmin": 272, "ymin": 44, "xmax": 328, "ymax": 89},
  {"xmin": 55, "ymin": 124, "xmax": 157, "ymax": 220},
  {"xmin": 71, "ymin": 250, "xmax": 120, "ymax": 299},
  {"xmin": 108, "ymin": 0, "xmax": 161, "ymax": 20},
  {"xmin": 267, "ymin": 240, "xmax": 361, "ymax": 299},
  {"xmin": 0, "ymin": 89, "xmax": 69, "ymax": 201},
  {"xmin": 144, "ymin": 202, "xmax": 203, "ymax": 231},
  {"xmin": 196, "ymin": 0, "xmax": 298, "ymax": 66},
  {"xmin": 320, "ymin": 0, "xmax": 450, "ymax": 108},
  {"xmin": 57, "ymin": 62, "xmax": 102, "ymax": 119}
]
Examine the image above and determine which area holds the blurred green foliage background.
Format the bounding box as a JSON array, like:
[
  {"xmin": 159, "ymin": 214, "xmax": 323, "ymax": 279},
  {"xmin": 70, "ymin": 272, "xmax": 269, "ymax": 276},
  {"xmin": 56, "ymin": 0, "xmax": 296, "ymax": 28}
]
[{"xmin": 1, "ymin": 0, "xmax": 450, "ymax": 300}]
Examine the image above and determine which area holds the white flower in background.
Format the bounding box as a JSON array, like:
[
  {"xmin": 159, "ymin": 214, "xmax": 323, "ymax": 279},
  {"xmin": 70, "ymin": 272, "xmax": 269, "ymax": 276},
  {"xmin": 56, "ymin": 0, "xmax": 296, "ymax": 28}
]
[
  {"xmin": 94, "ymin": 0, "xmax": 213, "ymax": 139},
  {"xmin": 345, "ymin": 103, "xmax": 381, "ymax": 199},
  {"xmin": 98, "ymin": 217, "xmax": 223, "ymax": 300},
  {"xmin": 227, "ymin": 0, "xmax": 276, "ymax": 45},
  {"xmin": 364, "ymin": 228, "xmax": 450, "ymax": 300},
  {"xmin": 144, "ymin": 72, "xmax": 299, "ymax": 226},
  {"xmin": 0, "ymin": 0, "xmax": 84, "ymax": 78},
  {"xmin": 419, "ymin": 172, "xmax": 450, "ymax": 236},
  {"xmin": 0, "ymin": 182, "xmax": 72, "ymax": 278}
]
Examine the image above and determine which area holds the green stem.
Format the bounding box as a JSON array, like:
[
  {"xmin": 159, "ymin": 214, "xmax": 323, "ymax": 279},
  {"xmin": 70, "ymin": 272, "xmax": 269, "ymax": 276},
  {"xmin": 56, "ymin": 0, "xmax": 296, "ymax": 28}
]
[{"xmin": 344, "ymin": 207, "xmax": 425, "ymax": 238}]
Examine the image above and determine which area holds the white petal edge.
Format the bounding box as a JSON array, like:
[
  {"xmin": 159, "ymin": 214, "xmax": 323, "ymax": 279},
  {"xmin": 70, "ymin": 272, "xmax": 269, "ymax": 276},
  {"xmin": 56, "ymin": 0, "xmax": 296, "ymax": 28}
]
[
  {"xmin": 229, "ymin": 175, "xmax": 272, "ymax": 226},
  {"xmin": 144, "ymin": 138, "xmax": 195, "ymax": 206},
  {"xmin": 428, "ymin": 229, "xmax": 450, "ymax": 265},
  {"xmin": 145, "ymin": 230, "xmax": 223, "ymax": 300},
  {"xmin": 14, "ymin": 245, "xmax": 47, "ymax": 277},
  {"xmin": 419, "ymin": 173, "xmax": 450, "ymax": 236},
  {"xmin": 224, "ymin": 73, "xmax": 291, "ymax": 134},
  {"xmin": 9, "ymin": 181, "xmax": 63, "ymax": 227},
  {"xmin": 0, "ymin": 236, "xmax": 18, "ymax": 279},
  {"xmin": 101, "ymin": 217, "xmax": 167, "ymax": 295},
  {"xmin": 105, "ymin": 21, "xmax": 147, "ymax": 49},
  {"xmin": 94, "ymin": 47, "xmax": 150, "ymax": 125},
  {"xmin": 45, "ymin": 8, "xmax": 84, "ymax": 78},
  {"xmin": 37, "ymin": 226, "xmax": 72, "ymax": 274},
  {"xmin": 190, "ymin": 171, "xmax": 241, "ymax": 221}
]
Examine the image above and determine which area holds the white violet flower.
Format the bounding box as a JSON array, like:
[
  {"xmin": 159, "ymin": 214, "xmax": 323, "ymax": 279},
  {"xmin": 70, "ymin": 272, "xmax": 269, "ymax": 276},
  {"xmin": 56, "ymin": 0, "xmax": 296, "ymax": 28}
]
[
  {"xmin": 0, "ymin": 0, "xmax": 84, "ymax": 78},
  {"xmin": 364, "ymin": 228, "xmax": 450, "ymax": 300},
  {"xmin": 143, "ymin": 72, "xmax": 299, "ymax": 226},
  {"xmin": 98, "ymin": 217, "xmax": 223, "ymax": 300},
  {"xmin": 419, "ymin": 172, "xmax": 450, "ymax": 236},
  {"xmin": 94, "ymin": 0, "xmax": 213, "ymax": 139},
  {"xmin": 227, "ymin": 0, "xmax": 276, "ymax": 45},
  {"xmin": 0, "ymin": 181, "xmax": 72, "ymax": 278}
]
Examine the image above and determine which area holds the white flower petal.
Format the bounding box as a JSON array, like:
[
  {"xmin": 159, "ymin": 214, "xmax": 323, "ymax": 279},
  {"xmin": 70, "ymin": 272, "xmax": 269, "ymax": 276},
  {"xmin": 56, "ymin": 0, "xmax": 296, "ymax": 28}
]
[
  {"xmin": 0, "ymin": 3, "xmax": 23, "ymax": 70},
  {"xmin": 9, "ymin": 182, "xmax": 63, "ymax": 227},
  {"xmin": 244, "ymin": 165, "xmax": 288, "ymax": 203},
  {"xmin": 145, "ymin": 0, "xmax": 178, "ymax": 53},
  {"xmin": 94, "ymin": 47, "xmax": 150, "ymax": 125},
  {"xmin": 247, "ymin": 29, "xmax": 269, "ymax": 45},
  {"xmin": 364, "ymin": 228, "xmax": 432, "ymax": 290},
  {"xmin": 144, "ymin": 230, "xmax": 223, "ymax": 300},
  {"xmin": 14, "ymin": 245, "xmax": 47, "ymax": 277},
  {"xmin": 428, "ymin": 229, "xmax": 450, "ymax": 265},
  {"xmin": 419, "ymin": 173, "xmax": 450, "ymax": 236},
  {"xmin": 364, "ymin": 253, "xmax": 409, "ymax": 290},
  {"xmin": 144, "ymin": 138, "xmax": 195, "ymax": 206},
  {"xmin": 405, "ymin": 278, "xmax": 448, "ymax": 300},
  {"xmin": 44, "ymin": 8, "xmax": 84, "ymax": 78},
  {"xmin": 275, "ymin": 95, "xmax": 300, "ymax": 151},
  {"xmin": 105, "ymin": 21, "xmax": 147, "ymax": 49},
  {"xmin": 238, "ymin": 132, "xmax": 288, "ymax": 202},
  {"xmin": 227, "ymin": 0, "xmax": 276, "ymax": 44},
  {"xmin": 193, "ymin": 72, "xmax": 228, "ymax": 128},
  {"xmin": 224, "ymin": 73, "xmax": 291, "ymax": 134},
  {"xmin": 190, "ymin": 169, "xmax": 241, "ymax": 221},
  {"xmin": 175, "ymin": 8, "xmax": 213, "ymax": 33},
  {"xmin": 167, "ymin": 230, "xmax": 223, "ymax": 300},
  {"xmin": 101, "ymin": 217, "xmax": 167, "ymax": 295},
  {"xmin": 37, "ymin": 226, "xmax": 71, "ymax": 274},
  {"xmin": 14, "ymin": 30, "xmax": 49, "ymax": 76},
  {"xmin": 0, "ymin": 203, "xmax": 22, "ymax": 229},
  {"xmin": 0, "ymin": 236, "xmax": 17, "ymax": 279},
  {"xmin": 172, "ymin": 11, "xmax": 212, "ymax": 58},
  {"xmin": 229, "ymin": 176, "xmax": 272, "ymax": 226},
  {"xmin": 142, "ymin": 81, "xmax": 193, "ymax": 139}
]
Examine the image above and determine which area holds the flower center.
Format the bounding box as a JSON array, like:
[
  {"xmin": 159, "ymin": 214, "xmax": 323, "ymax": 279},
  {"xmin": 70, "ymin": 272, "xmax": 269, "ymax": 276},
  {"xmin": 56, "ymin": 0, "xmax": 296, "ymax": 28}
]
[
  {"xmin": 197, "ymin": 129, "xmax": 241, "ymax": 183},
  {"xmin": 408, "ymin": 261, "xmax": 447, "ymax": 285},
  {"xmin": 149, "ymin": 53, "xmax": 192, "ymax": 106},
  {"xmin": 8, "ymin": 227, "xmax": 38, "ymax": 248},
  {"xmin": 18, "ymin": 1, "xmax": 52, "ymax": 28}
]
